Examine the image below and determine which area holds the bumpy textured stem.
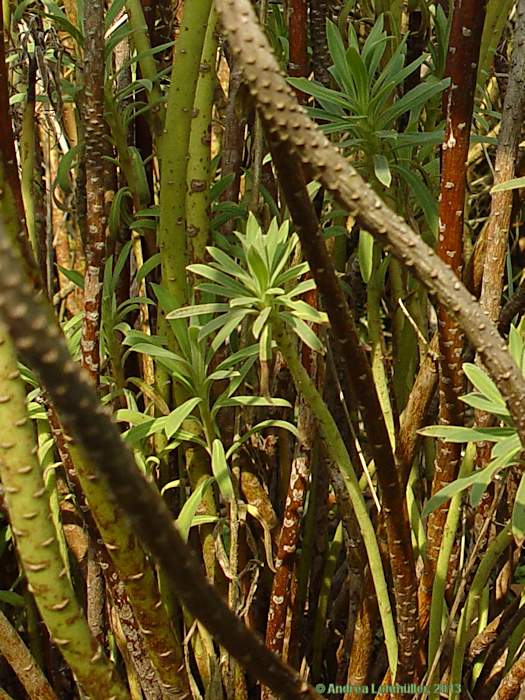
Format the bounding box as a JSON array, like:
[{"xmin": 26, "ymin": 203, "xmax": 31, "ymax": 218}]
[
  {"xmin": 0, "ymin": 240, "xmax": 321, "ymax": 700},
  {"xmin": 158, "ymin": 0, "xmax": 212, "ymax": 306},
  {"xmin": 82, "ymin": 0, "xmax": 109, "ymax": 382},
  {"xmin": 69, "ymin": 446, "xmax": 191, "ymax": 699},
  {"xmin": 0, "ymin": 608, "xmax": 57, "ymax": 700},
  {"xmin": 422, "ymin": 0, "xmax": 486, "ymax": 635},
  {"xmin": 213, "ymin": 0, "xmax": 525, "ymax": 451},
  {"xmin": 187, "ymin": 8, "xmax": 217, "ymax": 264},
  {"xmin": 0, "ymin": 324, "xmax": 129, "ymax": 700},
  {"xmin": 309, "ymin": 0, "xmax": 331, "ymax": 86},
  {"xmin": 273, "ymin": 316, "xmax": 398, "ymax": 677},
  {"xmin": 264, "ymin": 394, "xmax": 314, "ymax": 657},
  {"xmin": 479, "ymin": 0, "xmax": 525, "ymax": 323},
  {"xmin": 269, "ymin": 138, "xmax": 418, "ymax": 679}
]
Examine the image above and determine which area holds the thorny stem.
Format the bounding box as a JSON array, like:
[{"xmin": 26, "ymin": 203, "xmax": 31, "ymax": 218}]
[
  {"xmin": 0, "ymin": 324, "xmax": 129, "ymax": 700},
  {"xmin": 213, "ymin": 0, "xmax": 525, "ymax": 474},
  {"xmin": 0, "ymin": 229, "xmax": 323, "ymax": 700},
  {"xmin": 81, "ymin": 0, "xmax": 110, "ymax": 383},
  {"xmin": 479, "ymin": 0, "xmax": 525, "ymax": 324},
  {"xmin": 0, "ymin": 608, "xmax": 57, "ymax": 700},
  {"xmin": 269, "ymin": 136, "xmax": 419, "ymax": 680},
  {"xmin": 421, "ymin": 0, "xmax": 487, "ymax": 637}
]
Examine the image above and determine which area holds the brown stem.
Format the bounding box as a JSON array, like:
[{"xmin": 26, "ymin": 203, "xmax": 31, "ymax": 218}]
[
  {"xmin": 418, "ymin": 0, "xmax": 486, "ymax": 634},
  {"xmin": 288, "ymin": 0, "xmax": 308, "ymax": 101},
  {"xmin": 264, "ymin": 395, "xmax": 314, "ymax": 660},
  {"xmin": 0, "ymin": 609, "xmax": 57, "ymax": 700},
  {"xmin": 479, "ymin": 0, "xmax": 525, "ymax": 323},
  {"xmin": 81, "ymin": 0, "xmax": 109, "ymax": 383},
  {"xmin": 474, "ymin": 0, "xmax": 525, "ymax": 474},
  {"xmin": 397, "ymin": 334, "xmax": 439, "ymax": 489},
  {"xmin": 268, "ymin": 135, "xmax": 420, "ymax": 681},
  {"xmin": 0, "ymin": 231, "xmax": 322, "ymax": 700},
  {"xmin": 309, "ymin": 0, "xmax": 332, "ymax": 87}
]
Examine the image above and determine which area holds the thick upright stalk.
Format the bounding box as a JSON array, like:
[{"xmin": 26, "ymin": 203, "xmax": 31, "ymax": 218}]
[
  {"xmin": 158, "ymin": 0, "xmax": 212, "ymax": 306},
  {"xmin": 272, "ymin": 316, "xmax": 398, "ymax": 677},
  {"xmin": 264, "ymin": 394, "xmax": 315, "ymax": 658},
  {"xmin": 69, "ymin": 445, "xmax": 191, "ymax": 699},
  {"xmin": 269, "ymin": 137, "xmax": 418, "ymax": 680},
  {"xmin": 0, "ymin": 221, "xmax": 322, "ymax": 700},
  {"xmin": 81, "ymin": 0, "xmax": 109, "ymax": 382},
  {"xmin": 480, "ymin": 0, "xmax": 525, "ymax": 322},
  {"xmin": 288, "ymin": 0, "xmax": 308, "ymax": 87},
  {"xmin": 0, "ymin": 325, "xmax": 129, "ymax": 700},
  {"xmin": 309, "ymin": 0, "xmax": 331, "ymax": 86},
  {"xmin": 421, "ymin": 0, "xmax": 487, "ymax": 634},
  {"xmin": 187, "ymin": 9, "xmax": 218, "ymax": 264}
]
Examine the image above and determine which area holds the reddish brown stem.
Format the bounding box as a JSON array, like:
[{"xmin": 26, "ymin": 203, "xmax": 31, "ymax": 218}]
[
  {"xmin": 419, "ymin": 0, "xmax": 487, "ymax": 633},
  {"xmin": 269, "ymin": 135, "xmax": 420, "ymax": 682},
  {"xmin": 288, "ymin": 0, "xmax": 308, "ymax": 101},
  {"xmin": 264, "ymin": 396, "xmax": 315, "ymax": 660}
]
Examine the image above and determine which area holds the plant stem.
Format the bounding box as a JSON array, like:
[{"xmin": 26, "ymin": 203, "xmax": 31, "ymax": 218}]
[
  {"xmin": 449, "ymin": 524, "xmax": 513, "ymax": 699},
  {"xmin": 423, "ymin": 0, "xmax": 486, "ymax": 635},
  {"xmin": 0, "ymin": 608, "xmax": 57, "ymax": 700},
  {"xmin": 158, "ymin": 0, "xmax": 212, "ymax": 307},
  {"xmin": 82, "ymin": 0, "xmax": 110, "ymax": 383},
  {"xmin": 273, "ymin": 315, "xmax": 398, "ymax": 678},
  {"xmin": 187, "ymin": 8, "xmax": 218, "ymax": 265},
  {"xmin": 0, "ymin": 324, "xmax": 129, "ymax": 700},
  {"xmin": 427, "ymin": 444, "xmax": 475, "ymax": 689}
]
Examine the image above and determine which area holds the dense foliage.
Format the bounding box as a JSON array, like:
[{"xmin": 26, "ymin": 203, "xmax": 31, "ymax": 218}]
[{"xmin": 1, "ymin": 1, "xmax": 525, "ymax": 699}]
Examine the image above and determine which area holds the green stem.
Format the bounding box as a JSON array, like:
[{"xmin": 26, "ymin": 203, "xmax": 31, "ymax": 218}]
[
  {"xmin": 0, "ymin": 325, "xmax": 129, "ymax": 700},
  {"xmin": 158, "ymin": 0, "xmax": 213, "ymax": 307},
  {"xmin": 187, "ymin": 8, "xmax": 218, "ymax": 265},
  {"xmin": 449, "ymin": 523, "xmax": 513, "ymax": 699},
  {"xmin": 428, "ymin": 443, "xmax": 475, "ymax": 671},
  {"xmin": 69, "ymin": 446, "xmax": 190, "ymax": 698},
  {"xmin": 273, "ymin": 316, "xmax": 398, "ymax": 677},
  {"xmin": 312, "ymin": 521, "xmax": 343, "ymax": 678},
  {"xmin": 124, "ymin": 0, "xmax": 164, "ymax": 137}
]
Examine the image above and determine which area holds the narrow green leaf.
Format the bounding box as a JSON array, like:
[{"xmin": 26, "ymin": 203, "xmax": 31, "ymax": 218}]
[
  {"xmin": 176, "ymin": 478, "xmax": 216, "ymax": 542},
  {"xmin": 211, "ymin": 440, "xmax": 234, "ymax": 502},
  {"xmin": 463, "ymin": 363, "xmax": 506, "ymax": 407},
  {"xmin": 165, "ymin": 398, "xmax": 202, "ymax": 439},
  {"xmin": 513, "ymin": 472, "xmax": 525, "ymax": 543},
  {"xmin": 491, "ymin": 176, "xmax": 525, "ymax": 193}
]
